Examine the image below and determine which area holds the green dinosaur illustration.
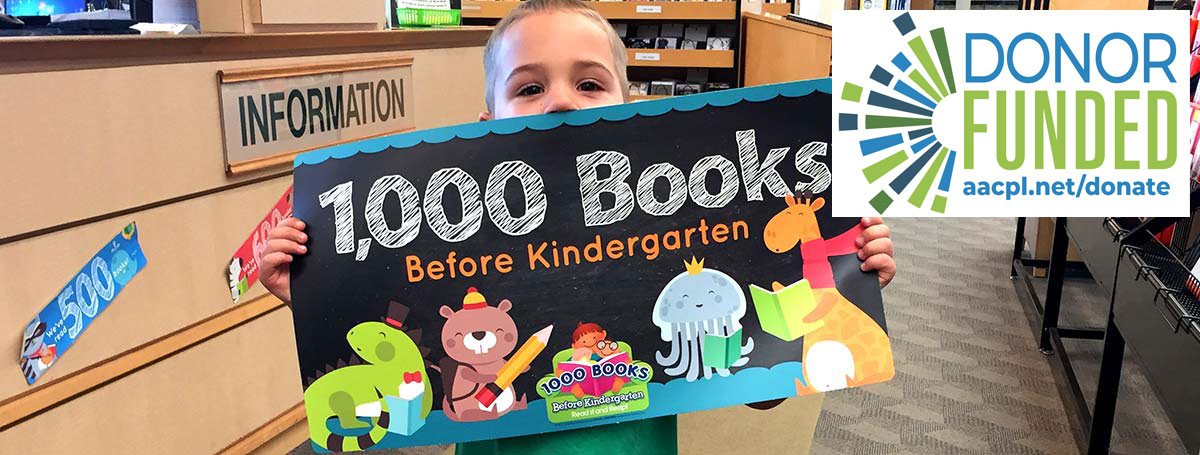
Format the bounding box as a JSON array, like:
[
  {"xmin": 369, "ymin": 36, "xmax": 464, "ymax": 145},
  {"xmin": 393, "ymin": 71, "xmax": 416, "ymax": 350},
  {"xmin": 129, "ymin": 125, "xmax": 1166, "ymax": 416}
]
[{"xmin": 303, "ymin": 320, "xmax": 432, "ymax": 452}]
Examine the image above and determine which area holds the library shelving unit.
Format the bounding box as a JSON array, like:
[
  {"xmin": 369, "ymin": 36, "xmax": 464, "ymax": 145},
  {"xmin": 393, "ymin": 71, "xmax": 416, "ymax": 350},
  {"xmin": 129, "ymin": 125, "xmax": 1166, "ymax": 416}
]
[{"xmin": 462, "ymin": 0, "xmax": 744, "ymax": 99}]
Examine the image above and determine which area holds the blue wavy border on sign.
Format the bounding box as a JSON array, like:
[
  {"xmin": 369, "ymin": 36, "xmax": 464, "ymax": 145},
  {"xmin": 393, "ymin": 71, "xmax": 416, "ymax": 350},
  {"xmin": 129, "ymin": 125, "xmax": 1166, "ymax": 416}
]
[
  {"xmin": 294, "ymin": 78, "xmax": 832, "ymax": 168},
  {"xmin": 309, "ymin": 361, "xmax": 810, "ymax": 452}
]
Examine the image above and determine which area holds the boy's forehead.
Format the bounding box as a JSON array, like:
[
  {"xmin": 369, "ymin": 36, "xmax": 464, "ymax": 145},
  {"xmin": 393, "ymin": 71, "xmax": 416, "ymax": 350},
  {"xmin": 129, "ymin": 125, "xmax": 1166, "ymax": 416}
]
[{"xmin": 497, "ymin": 11, "xmax": 618, "ymax": 75}]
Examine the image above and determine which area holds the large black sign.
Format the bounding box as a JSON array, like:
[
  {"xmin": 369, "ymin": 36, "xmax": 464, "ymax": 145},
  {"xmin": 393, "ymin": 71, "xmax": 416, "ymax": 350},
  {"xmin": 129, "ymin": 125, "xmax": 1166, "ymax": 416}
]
[{"xmin": 290, "ymin": 80, "xmax": 893, "ymax": 451}]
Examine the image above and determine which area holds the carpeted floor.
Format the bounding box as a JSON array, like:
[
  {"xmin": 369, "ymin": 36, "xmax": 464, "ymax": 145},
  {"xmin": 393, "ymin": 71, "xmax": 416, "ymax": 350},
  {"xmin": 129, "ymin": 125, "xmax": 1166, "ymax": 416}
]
[{"xmin": 292, "ymin": 217, "xmax": 1187, "ymax": 455}]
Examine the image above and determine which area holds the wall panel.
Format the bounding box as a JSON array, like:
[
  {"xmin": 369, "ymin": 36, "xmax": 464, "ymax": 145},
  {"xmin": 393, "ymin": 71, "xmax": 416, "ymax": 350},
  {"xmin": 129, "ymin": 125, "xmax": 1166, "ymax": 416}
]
[
  {"xmin": 0, "ymin": 46, "xmax": 485, "ymax": 240},
  {"xmin": 0, "ymin": 308, "xmax": 301, "ymax": 455},
  {"xmin": 0, "ymin": 176, "xmax": 294, "ymax": 400}
]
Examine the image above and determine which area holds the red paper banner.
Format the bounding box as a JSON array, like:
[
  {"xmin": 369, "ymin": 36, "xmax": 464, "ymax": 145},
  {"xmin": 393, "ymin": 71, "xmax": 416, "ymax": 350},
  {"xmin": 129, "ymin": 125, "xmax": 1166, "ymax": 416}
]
[{"xmin": 228, "ymin": 186, "xmax": 293, "ymax": 303}]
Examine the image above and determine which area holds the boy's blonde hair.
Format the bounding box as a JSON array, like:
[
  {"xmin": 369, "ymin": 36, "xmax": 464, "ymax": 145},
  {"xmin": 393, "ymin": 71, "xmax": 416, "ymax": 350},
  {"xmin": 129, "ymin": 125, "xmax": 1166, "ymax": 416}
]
[{"xmin": 483, "ymin": 0, "xmax": 630, "ymax": 113}]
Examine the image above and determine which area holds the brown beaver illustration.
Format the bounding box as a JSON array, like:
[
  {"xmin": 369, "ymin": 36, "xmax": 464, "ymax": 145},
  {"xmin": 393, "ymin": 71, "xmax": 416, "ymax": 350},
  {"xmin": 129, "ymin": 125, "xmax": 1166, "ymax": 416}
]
[{"xmin": 437, "ymin": 287, "xmax": 527, "ymax": 422}]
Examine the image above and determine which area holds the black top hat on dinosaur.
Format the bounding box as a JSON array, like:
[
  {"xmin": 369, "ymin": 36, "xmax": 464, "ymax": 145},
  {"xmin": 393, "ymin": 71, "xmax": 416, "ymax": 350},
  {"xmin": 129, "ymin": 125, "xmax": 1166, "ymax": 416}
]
[{"xmin": 385, "ymin": 301, "xmax": 409, "ymax": 329}]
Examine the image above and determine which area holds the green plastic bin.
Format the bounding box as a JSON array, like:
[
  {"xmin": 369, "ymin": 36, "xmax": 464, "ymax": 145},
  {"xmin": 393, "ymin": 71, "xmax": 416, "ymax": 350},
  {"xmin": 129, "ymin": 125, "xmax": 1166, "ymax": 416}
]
[{"xmin": 396, "ymin": 7, "xmax": 462, "ymax": 27}]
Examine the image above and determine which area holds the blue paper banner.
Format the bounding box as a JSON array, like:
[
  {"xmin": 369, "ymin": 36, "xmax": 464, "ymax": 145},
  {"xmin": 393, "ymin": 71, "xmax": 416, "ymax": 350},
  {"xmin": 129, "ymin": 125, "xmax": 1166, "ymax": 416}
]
[{"xmin": 19, "ymin": 222, "xmax": 148, "ymax": 385}]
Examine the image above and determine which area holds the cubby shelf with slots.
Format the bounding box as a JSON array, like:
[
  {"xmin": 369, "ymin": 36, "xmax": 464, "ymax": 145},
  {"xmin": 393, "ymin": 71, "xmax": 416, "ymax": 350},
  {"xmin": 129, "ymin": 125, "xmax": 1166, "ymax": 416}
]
[{"xmin": 462, "ymin": 1, "xmax": 738, "ymax": 20}]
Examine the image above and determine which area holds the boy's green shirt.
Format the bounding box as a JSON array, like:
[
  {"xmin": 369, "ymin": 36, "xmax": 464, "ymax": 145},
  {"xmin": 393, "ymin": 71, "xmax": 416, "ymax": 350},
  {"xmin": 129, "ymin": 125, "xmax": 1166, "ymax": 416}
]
[{"xmin": 455, "ymin": 415, "xmax": 677, "ymax": 455}]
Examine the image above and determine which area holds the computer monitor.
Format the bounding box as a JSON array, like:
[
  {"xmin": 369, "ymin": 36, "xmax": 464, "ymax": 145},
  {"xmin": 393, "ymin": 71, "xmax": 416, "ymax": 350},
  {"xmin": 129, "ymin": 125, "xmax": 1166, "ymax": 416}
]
[{"xmin": 5, "ymin": 0, "xmax": 87, "ymax": 16}]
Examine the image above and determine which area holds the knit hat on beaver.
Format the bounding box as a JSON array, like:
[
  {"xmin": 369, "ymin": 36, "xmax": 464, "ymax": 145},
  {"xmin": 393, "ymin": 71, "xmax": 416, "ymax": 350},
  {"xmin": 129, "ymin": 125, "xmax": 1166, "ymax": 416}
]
[{"xmin": 462, "ymin": 287, "xmax": 488, "ymax": 310}]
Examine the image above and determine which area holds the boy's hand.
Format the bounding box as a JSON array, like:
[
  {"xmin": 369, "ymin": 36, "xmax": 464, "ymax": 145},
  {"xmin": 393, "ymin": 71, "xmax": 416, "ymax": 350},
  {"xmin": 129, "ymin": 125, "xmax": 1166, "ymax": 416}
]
[
  {"xmin": 261, "ymin": 217, "xmax": 308, "ymax": 304},
  {"xmin": 857, "ymin": 217, "xmax": 895, "ymax": 289}
]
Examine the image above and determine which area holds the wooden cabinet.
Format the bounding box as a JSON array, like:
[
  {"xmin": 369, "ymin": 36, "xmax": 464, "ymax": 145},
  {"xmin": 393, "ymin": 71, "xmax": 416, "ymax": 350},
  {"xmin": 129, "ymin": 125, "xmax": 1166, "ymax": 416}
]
[
  {"xmin": 761, "ymin": 2, "xmax": 792, "ymax": 15},
  {"xmin": 742, "ymin": 12, "xmax": 831, "ymax": 87},
  {"xmin": 463, "ymin": 0, "xmax": 739, "ymax": 19},
  {"xmin": 197, "ymin": 0, "xmax": 384, "ymax": 33}
]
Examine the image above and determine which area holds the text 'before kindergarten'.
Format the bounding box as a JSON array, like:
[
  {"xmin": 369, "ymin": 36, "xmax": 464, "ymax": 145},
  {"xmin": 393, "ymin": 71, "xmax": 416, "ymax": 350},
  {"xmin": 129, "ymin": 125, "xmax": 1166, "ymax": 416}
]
[{"xmin": 404, "ymin": 218, "xmax": 751, "ymax": 283}]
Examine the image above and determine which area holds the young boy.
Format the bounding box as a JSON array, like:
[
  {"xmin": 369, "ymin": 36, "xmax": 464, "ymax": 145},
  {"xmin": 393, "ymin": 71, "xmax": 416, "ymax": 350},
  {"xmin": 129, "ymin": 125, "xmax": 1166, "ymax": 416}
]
[{"xmin": 261, "ymin": 1, "xmax": 896, "ymax": 453}]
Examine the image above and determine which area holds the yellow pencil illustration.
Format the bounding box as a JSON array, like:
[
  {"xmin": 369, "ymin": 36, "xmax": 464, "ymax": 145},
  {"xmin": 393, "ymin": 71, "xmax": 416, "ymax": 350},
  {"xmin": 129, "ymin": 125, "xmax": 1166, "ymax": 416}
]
[{"xmin": 476, "ymin": 325, "xmax": 553, "ymax": 407}]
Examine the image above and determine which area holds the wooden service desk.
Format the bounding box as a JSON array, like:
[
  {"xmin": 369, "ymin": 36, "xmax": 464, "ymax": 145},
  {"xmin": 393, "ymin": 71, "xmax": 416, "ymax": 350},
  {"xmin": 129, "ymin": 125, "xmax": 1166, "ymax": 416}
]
[
  {"xmin": 742, "ymin": 12, "xmax": 831, "ymax": 87},
  {"xmin": 0, "ymin": 28, "xmax": 488, "ymax": 455}
]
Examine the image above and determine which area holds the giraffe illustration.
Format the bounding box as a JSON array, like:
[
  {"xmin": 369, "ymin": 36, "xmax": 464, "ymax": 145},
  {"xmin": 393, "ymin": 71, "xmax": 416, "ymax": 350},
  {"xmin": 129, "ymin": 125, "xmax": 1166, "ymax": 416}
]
[{"xmin": 762, "ymin": 193, "xmax": 895, "ymax": 395}]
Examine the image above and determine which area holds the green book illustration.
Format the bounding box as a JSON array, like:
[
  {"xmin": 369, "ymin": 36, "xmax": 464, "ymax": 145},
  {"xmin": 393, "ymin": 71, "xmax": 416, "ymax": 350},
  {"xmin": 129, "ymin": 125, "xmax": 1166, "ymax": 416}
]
[
  {"xmin": 702, "ymin": 328, "xmax": 743, "ymax": 369},
  {"xmin": 750, "ymin": 280, "xmax": 819, "ymax": 341}
]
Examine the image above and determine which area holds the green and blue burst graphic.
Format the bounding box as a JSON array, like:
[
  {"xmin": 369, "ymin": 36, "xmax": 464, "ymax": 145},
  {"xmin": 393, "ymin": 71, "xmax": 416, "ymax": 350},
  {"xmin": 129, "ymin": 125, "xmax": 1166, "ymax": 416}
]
[{"xmin": 840, "ymin": 12, "xmax": 959, "ymax": 215}]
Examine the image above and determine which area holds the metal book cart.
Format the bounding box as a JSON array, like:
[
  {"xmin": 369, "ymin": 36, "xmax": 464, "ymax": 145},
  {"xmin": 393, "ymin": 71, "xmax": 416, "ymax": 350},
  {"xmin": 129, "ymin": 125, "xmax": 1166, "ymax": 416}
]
[{"xmin": 1010, "ymin": 184, "xmax": 1200, "ymax": 455}]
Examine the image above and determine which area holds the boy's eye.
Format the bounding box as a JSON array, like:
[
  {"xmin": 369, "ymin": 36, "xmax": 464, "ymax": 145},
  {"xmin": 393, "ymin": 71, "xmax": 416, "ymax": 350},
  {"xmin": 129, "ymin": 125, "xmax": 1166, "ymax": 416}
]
[
  {"xmin": 578, "ymin": 80, "xmax": 602, "ymax": 92},
  {"xmin": 516, "ymin": 84, "xmax": 544, "ymax": 97}
]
